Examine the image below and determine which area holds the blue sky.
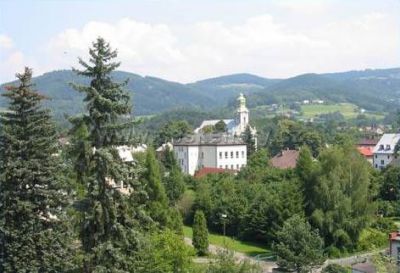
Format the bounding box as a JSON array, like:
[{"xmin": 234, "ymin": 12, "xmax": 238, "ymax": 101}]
[{"xmin": 1, "ymin": 0, "xmax": 399, "ymax": 82}]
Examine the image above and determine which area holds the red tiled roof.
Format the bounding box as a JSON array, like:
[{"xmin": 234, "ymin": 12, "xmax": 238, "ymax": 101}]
[
  {"xmin": 194, "ymin": 167, "xmax": 236, "ymax": 178},
  {"xmin": 357, "ymin": 147, "xmax": 373, "ymax": 157},
  {"xmin": 270, "ymin": 149, "xmax": 299, "ymax": 169}
]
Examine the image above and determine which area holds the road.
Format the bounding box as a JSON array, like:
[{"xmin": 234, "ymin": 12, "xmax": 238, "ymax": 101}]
[{"xmin": 184, "ymin": 237, "xmax": 278, "ymax": 273}]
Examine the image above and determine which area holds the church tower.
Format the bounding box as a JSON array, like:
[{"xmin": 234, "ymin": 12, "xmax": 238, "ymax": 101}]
[{"xmin": 236, "ymin": 93, "xmax": 249, "ymax": 134}]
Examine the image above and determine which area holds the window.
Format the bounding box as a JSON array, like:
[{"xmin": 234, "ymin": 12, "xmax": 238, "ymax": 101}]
[
  {"xmin": 375, "ymin": 164, "xmax": 378, "ymax": 168},
  {"xmin": 219, "ymin": 152, "xmax": 222, "ymax": 159},
  {"xmin": 375, "ymin": 155, "xmax": 377, "ymax": 158},
  {"xmin": 219, "ymin": 165, "xmax": 223, "ymax": 168},
  {"xmin": 236, "ymin": 164, "xmax": 239, "ymax": 169},
  {"xmin": 388, "ymin": 155, "xmax": 390, "ymax": 159},
  {"xmin": 241, "ymin": 151, "xmax": 245, "ymax": 158},
  {"xmin": 381, "ymin": 160, "xmax": 385, "ymax": 165},
  {"xmin": 231, "ymin": 165, "xmax": 234, "ymax": 169},
  {"xmin": 201, "ymin": 152, "xmax": 204, "ymax": 159},
  {"xmin": 225, "ymin": 152, "xmax": 228, "ymax": 159},
  {"xmin": 231, "ymin": 151, "xmax": 234, "ymax": 158},
  {"xmin": 225, "ymin": 165, "xmax": 228, "ymax": 169},
  {"xmin": 236, "ymin": 151, "xmax": 239, "ymax": 158}
]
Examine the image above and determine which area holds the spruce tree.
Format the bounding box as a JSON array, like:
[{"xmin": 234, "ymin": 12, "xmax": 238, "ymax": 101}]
[
  {"xmin": 72, "ymin": 37, "xmax": 143, "ymax": 272},
  {"xmin": 273, "ymin": 215, "xmax": 325, "ymax": 273},
  {"xmin": 242, "ymin": 125, "xmax": 256, "ymax": 156},
  {"xmin": 296, "ymin": 146, "xmax": 316, "ymax": 216},
  {"xmin": 192, "ymin": 210, "xmax": 208, "ymax": 256},
  {"xmin": 0, "ymin": 67, "xmax": 71, "ymax": 272},
  {"xmin": 163, "ymin": 147, "xmax": 185, "ymax": 204},
  {"xmin": 143, "ymin": 148, "xmax": 170, "ymax": 227}
]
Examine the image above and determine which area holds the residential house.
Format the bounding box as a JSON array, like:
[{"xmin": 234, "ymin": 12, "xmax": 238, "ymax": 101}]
[{"xmin": 372, "ymin": 134, "xmax": 400, "ymax": 170}]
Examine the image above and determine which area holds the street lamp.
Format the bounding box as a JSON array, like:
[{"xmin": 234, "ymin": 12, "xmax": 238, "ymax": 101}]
[{"xmin": 221, "ymin": 213, "xmax": 227, "ymax": 247}]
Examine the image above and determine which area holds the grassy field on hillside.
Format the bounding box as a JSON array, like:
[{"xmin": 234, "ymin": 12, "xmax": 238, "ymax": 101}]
[
  {"xmin": 183, "ymin": 226, "xmax": 271, "ymax": 257},
  {"xmin": 301, "ymin": 103, "xmax": 384, "ymax": 119},
  {"xmin": 301, "ymin": 103, "xmax": 358, "ymax": 118}
]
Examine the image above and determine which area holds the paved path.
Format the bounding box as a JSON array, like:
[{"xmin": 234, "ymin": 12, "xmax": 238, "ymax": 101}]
[{"xmin": 184, "ymin": 237, "xmax": 277, "ymax": 273}]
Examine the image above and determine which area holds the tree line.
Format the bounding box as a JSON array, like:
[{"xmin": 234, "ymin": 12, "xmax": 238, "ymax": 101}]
[{"xmin": 0, "ymin": 37, "xmax": 257, "ymax": 273}]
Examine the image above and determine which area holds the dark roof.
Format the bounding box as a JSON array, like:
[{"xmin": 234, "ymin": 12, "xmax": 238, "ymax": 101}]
[
  {"xmin": 173, "ymin": 133, "xmax": 245, "ymax": 146},
  {"xmin": 352, "ymin": 263, "xmax": 376, "ymax": 273},
  {"xmin": 358, "ymin": 138, "xmax": 379, "ymax": 146},
  {"xmin": 194, "ymin": 167, "xmax": 237, "ymax": 178},
  {"xmin": 270, "ymin": 149, "xmax": 299, "ymax": 169}
]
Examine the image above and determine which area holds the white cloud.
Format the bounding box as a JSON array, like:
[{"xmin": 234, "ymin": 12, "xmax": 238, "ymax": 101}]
[
  {"xmin": 0, "ymin": 34, "xmax": 13, "ymax": 49},
  {"xmin": 275, "ymin": 0, "xmax": 331, "ymax": 15},
  {"xmin": 0, "ymin": 35, "xmax": 27, "ymax": 82},
  {"xmin": 1, "ymin": 11, "xmax": 399, "ymax": 83}
]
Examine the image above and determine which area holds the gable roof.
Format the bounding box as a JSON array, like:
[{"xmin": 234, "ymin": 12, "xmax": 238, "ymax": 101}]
[
  {"xmin": 194, "ymin": 167, "xmax": 237, "ymax": 178},
  {"xmin": 373, "ymin": 134, "xmax": 400, "ymax": 154},
  {"xmin": 270, "ymin": 149, "xmax": 300, "ymax": 169}
]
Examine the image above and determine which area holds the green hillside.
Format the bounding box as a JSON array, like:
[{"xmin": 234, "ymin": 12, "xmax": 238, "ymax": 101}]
[{"xmin": 1, "ymin": 67, "xmax": 400, "ymax": 127}]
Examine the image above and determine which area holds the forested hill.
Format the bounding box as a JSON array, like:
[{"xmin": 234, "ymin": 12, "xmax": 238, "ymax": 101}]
[
  {"xmin": 248, "ymin": 69, "xmax": 400, "ymax": 111},
  {"xmin": 1, "ymin": 68, "xmax": 400, "ymax": 124}
]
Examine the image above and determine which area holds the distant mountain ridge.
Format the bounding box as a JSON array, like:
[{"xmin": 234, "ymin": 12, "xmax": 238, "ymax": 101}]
[{"xmin": 1, "ymin": 67, "xmax": 400, "ymax": 124}]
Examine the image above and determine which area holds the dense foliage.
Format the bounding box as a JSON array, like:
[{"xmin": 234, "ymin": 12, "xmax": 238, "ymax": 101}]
[
  {"xmin": 0, "ymin": 37, "xmax": 397, "ymax": 273},
  {"xmin": 273, "ymin": 215, "xmax": 325, "ymax": 273},
  {"xmin": 0, "ymin": 68, "xmax": 72, "ymax": 272}
]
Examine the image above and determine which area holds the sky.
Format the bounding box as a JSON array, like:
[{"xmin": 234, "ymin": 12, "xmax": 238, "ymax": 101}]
[{"xmin": 0, "ymin": 0, "xmax": 399, "ymax": 83}]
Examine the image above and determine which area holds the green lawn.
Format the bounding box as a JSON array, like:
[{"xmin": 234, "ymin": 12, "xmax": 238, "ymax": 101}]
[
  {"xmin": 301, "ymin": 103, "xmax": 385, "ymax": 120},
  {"xmin": 301, "ymin": 103, "xmax": 358, "ymax": 118},
  {"xmin": 183, "ymin": 226, "xmax": 271, "ymax": 257}
]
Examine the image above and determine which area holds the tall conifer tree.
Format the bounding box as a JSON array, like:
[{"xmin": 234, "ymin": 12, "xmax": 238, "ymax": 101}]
[
  {"xmin": 0, "ymin": 68, "xmax": 71, "ymax": 272},
  {"xmin": 72, "ymin": 37, "xmax": 143, "ymax": 272},
  {"xmin": 192, "ymin": 210, "xmax": 208, "ymax": 256},
  {"xmin": 242, "ymin": 125, "xmax": 256, "ymax": 156}
]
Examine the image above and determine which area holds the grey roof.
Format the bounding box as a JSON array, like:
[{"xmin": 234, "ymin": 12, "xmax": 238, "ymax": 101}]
[
  {"xmin": 373, "ymin": 134, "xmax": 400, "ymax": 154},
  {"xmin": 173, "ymin": 133, "xmax": 245, "ymax": 146},
  {"xmin": 195, "ymin": 119, "xmax": 237, "ymax": 133}
]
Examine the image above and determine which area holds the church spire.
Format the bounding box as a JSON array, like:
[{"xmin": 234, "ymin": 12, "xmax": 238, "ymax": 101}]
[{"xmin": 236, "ymin": 93, "xmax": 249, "ymax": 134}]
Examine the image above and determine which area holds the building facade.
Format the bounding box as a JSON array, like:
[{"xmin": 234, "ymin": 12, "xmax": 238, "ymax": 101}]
[
  {"xmin": 372, "ymin": 134, "xmax": 400, "ymax": 170},
  {"xmin": 173, "ymin": 134, "xmax": 247, "ymax": 175}
]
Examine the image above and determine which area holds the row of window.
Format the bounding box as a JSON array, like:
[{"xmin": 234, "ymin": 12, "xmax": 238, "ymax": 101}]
[
  {"xmin": 219, "ymin": 164, "xmax": 245, "ymax": 170},
  {"xmin": 218, "ymin": 151, "xmax": 245, "ymax": 159},
  {"xmin": 375, "ymin": 154, "xmax": 391, "ymax": 159}
]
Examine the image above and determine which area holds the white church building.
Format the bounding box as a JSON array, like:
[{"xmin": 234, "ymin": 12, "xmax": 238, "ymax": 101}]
[
  {"xmin": 194, "ymin": 93, "xmax": 257, "ymax": 138},
  {"xmin": 173, "ymin": 93, "xmax": 255, "ymax": 175}
]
